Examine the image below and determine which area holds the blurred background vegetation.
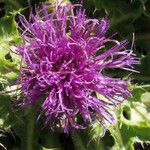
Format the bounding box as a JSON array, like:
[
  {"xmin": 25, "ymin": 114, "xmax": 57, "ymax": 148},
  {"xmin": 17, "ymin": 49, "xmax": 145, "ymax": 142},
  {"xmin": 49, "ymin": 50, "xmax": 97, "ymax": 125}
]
[{"xmin": 0, "ymin": 0, "xmax": 150, "ymax": 150}]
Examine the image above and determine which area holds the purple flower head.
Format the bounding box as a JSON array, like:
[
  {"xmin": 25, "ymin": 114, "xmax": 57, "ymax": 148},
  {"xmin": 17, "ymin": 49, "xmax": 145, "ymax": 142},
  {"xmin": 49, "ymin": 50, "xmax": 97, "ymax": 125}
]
[{"xmin": 16, "ymin": 4, "xmax": 140, "ymax": 133}]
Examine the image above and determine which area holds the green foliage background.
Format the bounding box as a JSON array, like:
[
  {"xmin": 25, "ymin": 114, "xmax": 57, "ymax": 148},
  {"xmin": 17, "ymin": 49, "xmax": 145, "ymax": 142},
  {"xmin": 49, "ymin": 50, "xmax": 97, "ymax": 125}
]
[{"xmin": 0, "ymin": 0, "xmax": 150, "ymax": 150}]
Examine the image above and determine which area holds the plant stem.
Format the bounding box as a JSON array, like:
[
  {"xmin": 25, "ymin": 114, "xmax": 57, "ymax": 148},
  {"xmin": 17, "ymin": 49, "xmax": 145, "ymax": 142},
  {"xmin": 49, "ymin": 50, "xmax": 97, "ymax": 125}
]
[
  {"xmin": 134, "ymin": 85, "xmax": 150, "ymax": 89},
  {"xmin": 26, "ymin": 108, "xmax": 35, "ymax": 150}
]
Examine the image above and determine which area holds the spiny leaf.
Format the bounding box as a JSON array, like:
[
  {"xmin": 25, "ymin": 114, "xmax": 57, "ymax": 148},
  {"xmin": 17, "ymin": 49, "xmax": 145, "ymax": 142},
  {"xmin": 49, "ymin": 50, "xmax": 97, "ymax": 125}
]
[{"xmin": 0, "ymin": 14, "xmax": 21, "ymax": 75}]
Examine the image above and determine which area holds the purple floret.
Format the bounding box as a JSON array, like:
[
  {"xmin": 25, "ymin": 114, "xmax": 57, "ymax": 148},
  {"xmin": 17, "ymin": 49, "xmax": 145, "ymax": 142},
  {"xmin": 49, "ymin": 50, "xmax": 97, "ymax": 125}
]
[{"xmin": 16, "ymin": 4, "xmax": 140, "ymax": 133}]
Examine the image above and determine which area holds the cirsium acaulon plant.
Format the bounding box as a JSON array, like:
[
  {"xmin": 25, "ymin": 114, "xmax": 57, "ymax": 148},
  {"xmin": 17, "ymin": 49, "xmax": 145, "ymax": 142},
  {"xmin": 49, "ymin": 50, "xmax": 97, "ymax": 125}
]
[{"xmin": 15, "ymin": 4, "xmax": 140, "ymax": 133}]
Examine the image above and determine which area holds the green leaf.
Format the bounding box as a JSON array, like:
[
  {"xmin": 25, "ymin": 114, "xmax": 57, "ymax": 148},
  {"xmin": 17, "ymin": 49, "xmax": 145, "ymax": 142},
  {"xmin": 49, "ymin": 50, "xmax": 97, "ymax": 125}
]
[
  {"xmin": 0, "ymin": 15, "xmax": 18, "ymax": 37},
  {"xmin": 38, "ymin": 130, "xmax": 62, "ymax": 150},
  {"xmin": 0, "ymin": 14, "xmax": 21, "ymax": 74},
  {"xmin": 108, "ymin": 89, "xmax": 150, "ymax": 150},
  {"xmin": 0, "ymin": 94, "xmax": 11, "ymax": 127},
  {"xmin": 141, "ymin": 92, "xmax": 150, "ymax": 106},
  {"xmin": 12, "ymin": 107, "xmax": 42, "ymax": 150},
  {"xmin": 0, "ymin": 0, "xmax": 28, "ymax": 15},
  {"xmin": 72, "ymin": 124, "xmax": 106, "ymax": 150}
]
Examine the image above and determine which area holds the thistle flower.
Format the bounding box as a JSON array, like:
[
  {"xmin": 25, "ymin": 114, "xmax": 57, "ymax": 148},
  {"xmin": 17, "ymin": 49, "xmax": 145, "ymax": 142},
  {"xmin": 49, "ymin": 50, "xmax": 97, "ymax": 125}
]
[{"xmin": 16, "ymin": 4, "xmax": 140, "ymax": 133}]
